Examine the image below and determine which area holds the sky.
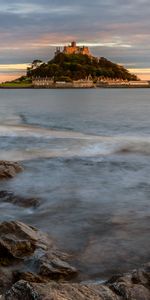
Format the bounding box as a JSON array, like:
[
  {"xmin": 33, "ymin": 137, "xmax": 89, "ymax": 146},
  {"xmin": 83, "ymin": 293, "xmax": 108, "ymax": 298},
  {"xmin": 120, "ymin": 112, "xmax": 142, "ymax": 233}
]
[{"xmin": 0, "ymin": 0, "xmax": 150, "ymax": 81}]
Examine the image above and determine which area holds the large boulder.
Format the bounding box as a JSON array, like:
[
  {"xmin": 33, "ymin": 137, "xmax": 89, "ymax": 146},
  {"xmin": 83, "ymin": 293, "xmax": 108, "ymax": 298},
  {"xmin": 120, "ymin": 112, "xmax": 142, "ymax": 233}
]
[
  {"xmin": 0, "ymin": 221, "xmax": 77, "ymax": 294},
  {"xmin": 38, "ymin": 254, "xmax": 77, "ymax": 280},
  {"xmin": 0, "ymin": 161, "xmax": 23, "ymax": 180},
  {"xmin": 0, "ymin": 221, "xmax": 40, "ymax": 260}
]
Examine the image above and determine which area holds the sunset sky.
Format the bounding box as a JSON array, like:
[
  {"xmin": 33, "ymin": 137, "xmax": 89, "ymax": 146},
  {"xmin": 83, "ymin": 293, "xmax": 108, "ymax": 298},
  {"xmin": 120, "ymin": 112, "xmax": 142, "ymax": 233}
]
[{"xmin": 0, "ymin": 0, "xmax": 150, "ymax": 81}]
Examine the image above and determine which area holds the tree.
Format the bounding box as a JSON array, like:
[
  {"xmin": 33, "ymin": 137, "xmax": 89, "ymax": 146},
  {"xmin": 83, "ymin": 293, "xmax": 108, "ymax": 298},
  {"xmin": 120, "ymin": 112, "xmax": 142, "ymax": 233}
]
[{"xmin": 27, "ymin": 53, "xmax": 138, "ymax": 82}]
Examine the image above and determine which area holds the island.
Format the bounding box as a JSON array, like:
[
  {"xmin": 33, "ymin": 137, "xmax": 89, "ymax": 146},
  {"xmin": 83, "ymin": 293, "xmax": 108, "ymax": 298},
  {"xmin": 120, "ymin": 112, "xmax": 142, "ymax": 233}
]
[{"xmin": 0, "ymin": 41, "xmax": 150, "ymax": 88}]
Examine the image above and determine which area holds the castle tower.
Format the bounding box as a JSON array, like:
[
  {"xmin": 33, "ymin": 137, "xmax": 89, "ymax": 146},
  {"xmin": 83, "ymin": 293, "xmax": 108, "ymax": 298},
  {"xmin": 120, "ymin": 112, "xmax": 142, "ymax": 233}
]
[
  {"xmin": 61, "ymin": 41, "xmax": 92, "ymax": 56},
  {"xmin": 55, "ymin": 47, "xmax": 61, "ymax": 56},
  {"xmin": 71, "ymin": 41, "xmax": 76, "ymax": 48}
]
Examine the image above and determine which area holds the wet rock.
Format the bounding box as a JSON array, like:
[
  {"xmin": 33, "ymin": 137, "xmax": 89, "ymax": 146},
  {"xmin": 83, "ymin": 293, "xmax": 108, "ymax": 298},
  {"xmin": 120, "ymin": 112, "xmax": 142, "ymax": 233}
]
[
  {"xmin": 0, "ymin": 191, "xmax": 40, "ymax": 208},
  {"xmin": 0, "ymin": 220, "xmax": 51, "ymax": 269},
  {"xmin": 0, "ymin": 161, "xmax": 23, "ymax": 180},
  {"xmin": 0, "ymin": 221, "xmax": 150, "ymax": 299},
  {"xmin": 4, "ymin": 267, "xmax": 150, "ymax": 300},
  {"xmin": 13, "ymin": 271, "xmax": 47, "ymax": 284},
  {"xmin": 38, "ymin": 254, "xmax": 77, "ymax": 280},
  {"xmin": 0, "ymin": 221, "xmax": 39, "ymax": 260},
  {"xmin": 0, "ymin": 221, "xmax": 77, "ymax": 294},
  {"xmin": 3, "ymin": 280, "xmax": 119, "ymax": 300},
  {"xmin": 107, "ymin": 264, "xmax": 150, "ymax": 299},
  {"xmin": 4, "ymin": 281, "xmax": 40, "ymax": 300}
]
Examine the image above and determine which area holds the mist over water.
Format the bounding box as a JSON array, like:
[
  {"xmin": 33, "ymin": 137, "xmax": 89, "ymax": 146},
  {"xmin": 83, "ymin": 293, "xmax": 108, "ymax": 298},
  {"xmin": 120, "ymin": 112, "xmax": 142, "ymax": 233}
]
[{"xmin": 0, "ymin": 88, "xmax": 150, "ymax": 280}]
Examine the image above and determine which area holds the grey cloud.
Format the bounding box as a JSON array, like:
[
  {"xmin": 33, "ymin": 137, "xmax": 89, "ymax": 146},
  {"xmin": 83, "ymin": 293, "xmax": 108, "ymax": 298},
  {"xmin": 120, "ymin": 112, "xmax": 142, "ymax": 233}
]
[{"xmin": 0, "ymin": 0, "xmax": 150, "ymax": 68}]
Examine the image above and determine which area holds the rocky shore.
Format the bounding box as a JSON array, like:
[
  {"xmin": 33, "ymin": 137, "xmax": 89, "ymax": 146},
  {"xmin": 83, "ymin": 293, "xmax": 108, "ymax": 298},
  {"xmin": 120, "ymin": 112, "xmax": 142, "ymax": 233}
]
[
  {"xmin": 0, "ymin": 161, "xmax": 150, "ymax": 299},
  {"xmin": 0, "ymin": 220, "xmax": 149, "ymax": 299}
]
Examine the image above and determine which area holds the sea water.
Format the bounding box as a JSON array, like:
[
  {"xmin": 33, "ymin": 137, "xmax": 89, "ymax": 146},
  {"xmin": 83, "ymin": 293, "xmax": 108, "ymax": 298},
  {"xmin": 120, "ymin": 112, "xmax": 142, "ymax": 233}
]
[{"xmin": 0, "ymin": 88, "xmax": 150, "ymax": 280}]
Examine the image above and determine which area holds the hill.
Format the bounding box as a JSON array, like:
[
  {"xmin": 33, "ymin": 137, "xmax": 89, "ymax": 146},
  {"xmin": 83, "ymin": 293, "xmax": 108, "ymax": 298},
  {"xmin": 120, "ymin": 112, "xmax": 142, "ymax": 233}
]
[{"xmin": 26, "ymin": 53, "xmax": 138, "ymax": 82}]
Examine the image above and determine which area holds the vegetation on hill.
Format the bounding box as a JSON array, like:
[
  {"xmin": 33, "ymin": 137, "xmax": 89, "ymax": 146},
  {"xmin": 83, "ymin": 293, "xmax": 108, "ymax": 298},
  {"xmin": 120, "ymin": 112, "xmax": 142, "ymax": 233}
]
[
  {"xmin": 0, "ymin": 76, "xmax": 32, "ymax": 88},
  {"xmin": 27, "ymin": 53, "xmax": 138, "ymax": 82}
]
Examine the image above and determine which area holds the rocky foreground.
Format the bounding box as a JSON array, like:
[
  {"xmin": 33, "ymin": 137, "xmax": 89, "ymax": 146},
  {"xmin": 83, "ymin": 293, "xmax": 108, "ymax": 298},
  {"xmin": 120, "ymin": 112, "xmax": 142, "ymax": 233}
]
[
  {"xmin": 0, "ymin": 220, "xmax": 149, "ymax": 300},
  {"xmin": 0, "ymin": 161, "xmax": 150, "ymax": 299}
]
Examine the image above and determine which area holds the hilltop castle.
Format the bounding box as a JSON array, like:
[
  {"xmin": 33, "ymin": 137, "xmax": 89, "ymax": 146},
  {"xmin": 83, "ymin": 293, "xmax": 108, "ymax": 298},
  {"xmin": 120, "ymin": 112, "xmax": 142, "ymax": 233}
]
[{"xmin": 55, "ymin": 41, "xmax": 92, "ymax": 57}]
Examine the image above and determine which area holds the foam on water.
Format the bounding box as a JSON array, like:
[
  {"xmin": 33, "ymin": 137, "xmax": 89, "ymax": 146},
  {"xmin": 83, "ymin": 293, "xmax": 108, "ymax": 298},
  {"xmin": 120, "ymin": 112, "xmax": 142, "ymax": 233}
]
[
  {"xmin": 0, "ymin": 123, "xmax": 150, "ymax": 161},
  {"xmin": 0, "ymin": 124, "xmax": 99, "ymax": 139},
  {"xmin": 1, "ymin": 124, "xmax": 150, "ymax": 160}
]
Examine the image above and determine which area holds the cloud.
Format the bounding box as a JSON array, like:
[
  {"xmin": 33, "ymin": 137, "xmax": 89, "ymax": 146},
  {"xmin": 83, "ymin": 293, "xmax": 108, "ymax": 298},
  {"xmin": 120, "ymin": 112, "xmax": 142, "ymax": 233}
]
[
  {"xmin": 50, "ymin": 42, "xmax": 132, "ymax": 48},
  {"xmin": 0, "ymin": 64, "xmax": 28, "ymax": 71},
  {"xmin": 0, "ymin": 63, "xmax": 27, "ymax": 82},
  {"xmin": 0, "ymin": 0, "xmax": 150, "ymax": 74},
  {"xmin": 0, "ymin": 2, "xmax": 78, "ymax": 15}
]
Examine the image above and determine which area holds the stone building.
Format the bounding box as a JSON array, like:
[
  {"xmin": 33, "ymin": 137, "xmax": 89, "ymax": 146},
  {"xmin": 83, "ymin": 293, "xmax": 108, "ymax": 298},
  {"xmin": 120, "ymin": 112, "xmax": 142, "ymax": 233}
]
[
  {"xmin": 55, "ymin": 41, "xmax": 92, "ymax": 57},
  {"xmin": 32, "ymin": 76, "xmax": 95, "ymax": 88}
]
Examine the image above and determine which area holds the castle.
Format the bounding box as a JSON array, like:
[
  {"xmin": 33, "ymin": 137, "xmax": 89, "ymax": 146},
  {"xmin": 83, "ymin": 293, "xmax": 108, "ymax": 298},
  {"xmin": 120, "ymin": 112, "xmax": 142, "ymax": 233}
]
[{"xmin": 55, "ymin": 41, "xmax": 92, "ymax": 57}]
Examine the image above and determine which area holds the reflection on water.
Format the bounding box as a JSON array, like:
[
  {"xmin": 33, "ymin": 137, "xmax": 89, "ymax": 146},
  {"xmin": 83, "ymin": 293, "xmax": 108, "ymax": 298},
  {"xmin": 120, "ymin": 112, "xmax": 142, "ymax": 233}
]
[{"xmin": 0, "ymin": 89, "xmax": 150, "ymax": 280}]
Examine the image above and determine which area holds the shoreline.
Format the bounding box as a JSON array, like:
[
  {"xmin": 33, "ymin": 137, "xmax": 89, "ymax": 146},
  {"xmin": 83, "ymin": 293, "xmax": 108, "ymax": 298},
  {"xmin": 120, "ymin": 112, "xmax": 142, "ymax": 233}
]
[
  {"xmin": 0, "ymin": 159, "xmax": 150, "ymax": 298},
  {"xmin": 0, "ymin": 85, "xmax": 150, "ymax": 89},
  {"xmin": 0, "ymin": 218, "xmax": 150, "ymax": 299}
]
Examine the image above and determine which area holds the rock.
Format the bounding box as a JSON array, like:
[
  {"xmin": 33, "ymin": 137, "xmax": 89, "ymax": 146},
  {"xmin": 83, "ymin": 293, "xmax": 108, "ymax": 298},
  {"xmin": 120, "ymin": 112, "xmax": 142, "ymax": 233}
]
[
  {"xmin": 38, "ymin": 254, "xmax": 77, "ymax": 280},
  {"xmin": 0, "ymin": 220, "xmax": 52, "ymax": 270},
  {"xmin": 0, "ymin": 191, "xmax": 40, "ymax": 208},
  {"xmin": 4, "ymin": 281, "xmax": 40, "ymax": 300},
  {"xmin": 3, "ymin": 280, "xmax": 118, "ymax": 300},
  {"xmin": 107, "ymin": 263, "xmax": 150, "ymax": 299},
  {"xmin": 12, "ymin": 252, "xmax": 78, "ymax": 283},
  {"xmin": 0, "ymin": 221, "xmax": 77, "ymax": 294},
  {"xmin": 0, "ymin": 161, "xmax": 23, "ymax": 180},
  {"xmin": 0, "ymin": 221, "xmax": 150, "ymax": 299},
  {"xmin": 3, "ymin": 264, "xmax": 150, "ymax": 299},
  {"xmin": 13, "ymin": 271, "xmax": 47, "ymax": 284},
  {"xmin": 4, "ymin": 265, "xmax": 150, "ymax": 300},
  {"xmin": 0, "ymin": 221, "xmax": 39, "ymax": 260}
]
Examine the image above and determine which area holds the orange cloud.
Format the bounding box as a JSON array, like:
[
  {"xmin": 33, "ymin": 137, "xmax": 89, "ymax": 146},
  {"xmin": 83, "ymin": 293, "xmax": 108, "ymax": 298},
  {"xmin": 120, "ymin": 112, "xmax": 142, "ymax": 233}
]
[
  {"xmin": 128, "ymin": 68, "xmax": 150, "ymax": 80},
  {"xmin": 0, "ymin": 64, "xmax": 28, "ymax": 71},
  {"xmin": 0, "ymin": 64, "xmax": 28, "ymax": 82},
  {"xmin": 0, "ymin": 73, "xmax": 24, "ymax": 83}
]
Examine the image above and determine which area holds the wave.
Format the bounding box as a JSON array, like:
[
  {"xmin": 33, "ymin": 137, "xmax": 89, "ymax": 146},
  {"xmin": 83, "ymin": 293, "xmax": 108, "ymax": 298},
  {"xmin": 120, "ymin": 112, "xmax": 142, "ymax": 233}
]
[
  {"xmin": 0, "ymin": 124, "xmax": 150, "ymax": 160},
  {"xmin": 0, "ymin": 124, "xmax": 99, "ymax": 139},
  {"xmin": 78, "ymin": 138, "xmax": 150, "ymax": 156},
  {"xmin": 0, "ymin": 139, "xmax": 150, "ymax": 162}
]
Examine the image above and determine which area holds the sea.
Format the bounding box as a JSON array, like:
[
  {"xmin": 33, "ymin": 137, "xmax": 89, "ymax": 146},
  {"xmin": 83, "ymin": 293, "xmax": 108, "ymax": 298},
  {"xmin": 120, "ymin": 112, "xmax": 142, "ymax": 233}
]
[{"xmin": 0, "ymin": 88, "xmax": 150, "ymax": 281}]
